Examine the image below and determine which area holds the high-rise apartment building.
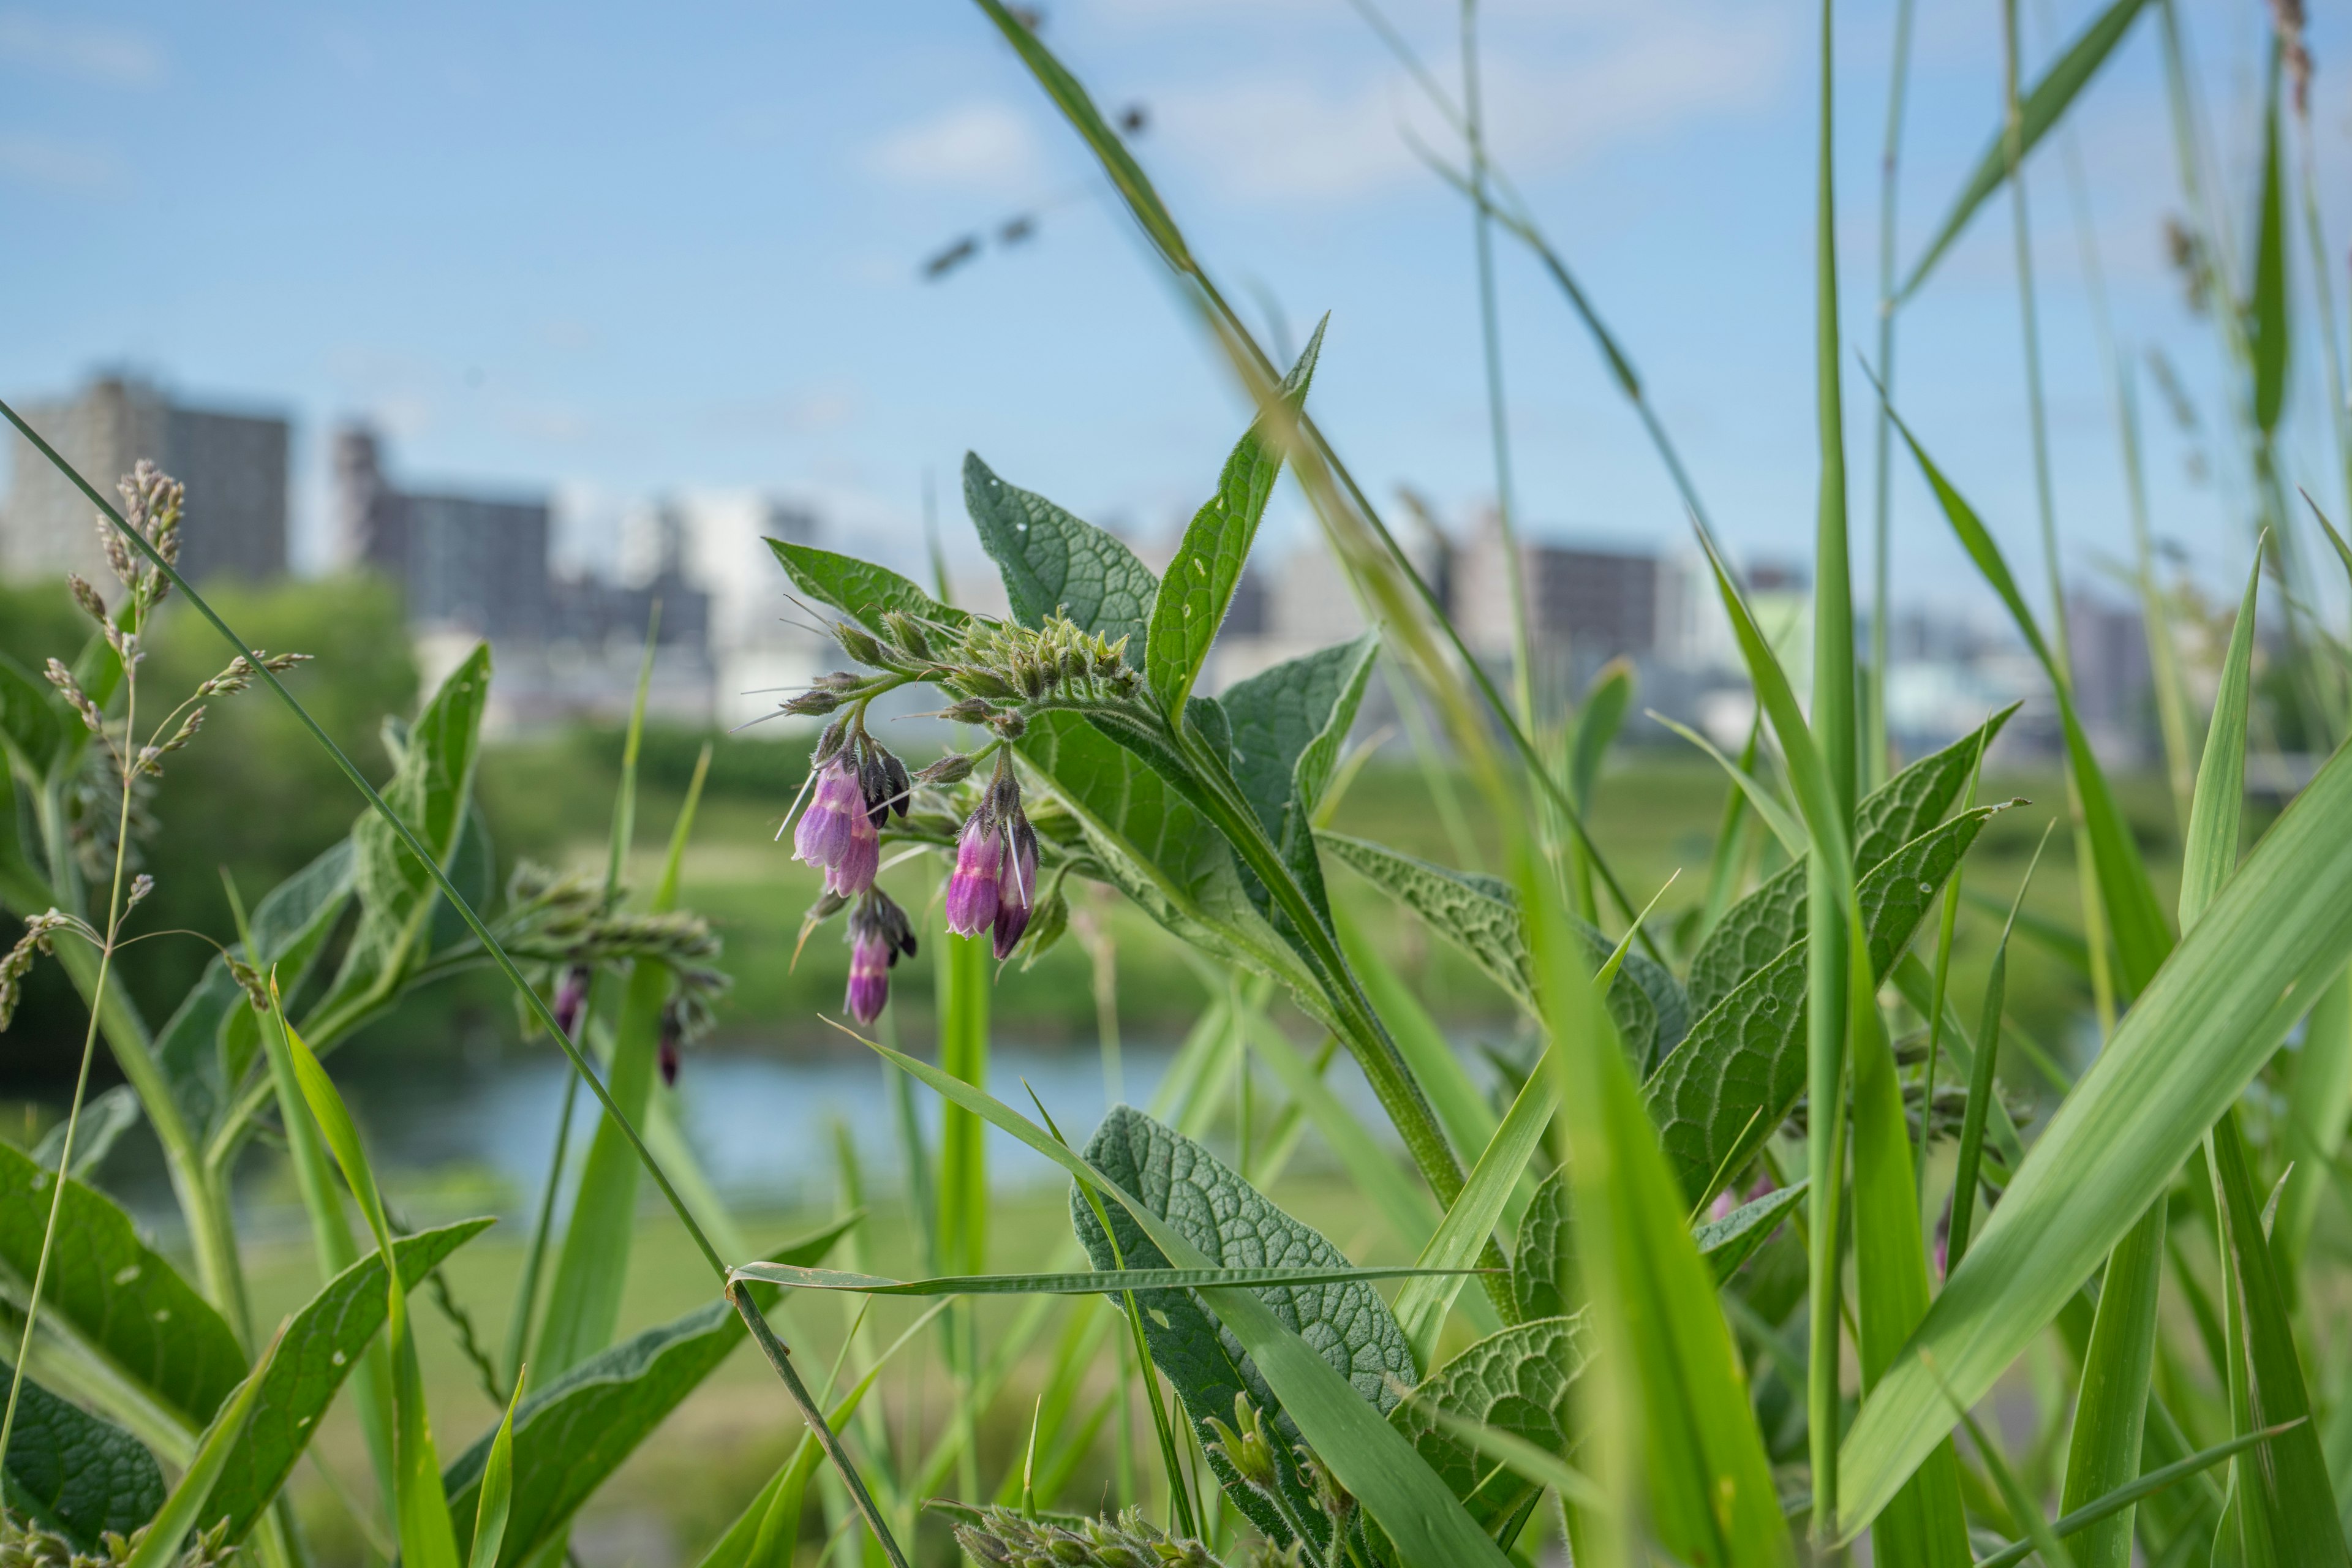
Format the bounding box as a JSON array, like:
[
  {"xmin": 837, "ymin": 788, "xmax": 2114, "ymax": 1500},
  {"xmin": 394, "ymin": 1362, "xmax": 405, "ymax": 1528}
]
[
  {"xmin": 1, "ymin": 375, "xmax": 288, "ymax": 583},
  {"xmin": 335, "ymin": 424, "xmax": 551, "ymax": 642}
]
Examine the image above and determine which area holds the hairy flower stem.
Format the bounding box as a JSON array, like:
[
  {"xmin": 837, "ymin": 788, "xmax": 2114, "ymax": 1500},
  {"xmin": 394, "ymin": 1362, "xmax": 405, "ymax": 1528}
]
[{"xmin": 0, "ymin": 638, "xmax": 141, "ymax": 1474}]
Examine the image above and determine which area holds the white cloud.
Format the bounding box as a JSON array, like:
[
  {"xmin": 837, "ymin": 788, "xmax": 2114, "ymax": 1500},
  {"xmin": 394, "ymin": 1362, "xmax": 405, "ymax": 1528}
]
[
  {"xmin": 865, "ymin": 100, "xmax": 1041, "ymax": 190},
  {"xmin": 1148, "ymin": 3, "xmax": 1794, "ymax": 204},
  {"xmin": 0, "ymin": 132, "xmax": 121, "ymax": 190},
  {"xmin": 0, "ymin": 10, "xmax": 163, "ymax": 86}
]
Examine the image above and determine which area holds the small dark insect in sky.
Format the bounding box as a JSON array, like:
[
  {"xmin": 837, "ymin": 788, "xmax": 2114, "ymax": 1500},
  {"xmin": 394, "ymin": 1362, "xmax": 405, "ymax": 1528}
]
[{"xmin": 922, "ymin": 235, "xmax": 981, "ymax": 279}]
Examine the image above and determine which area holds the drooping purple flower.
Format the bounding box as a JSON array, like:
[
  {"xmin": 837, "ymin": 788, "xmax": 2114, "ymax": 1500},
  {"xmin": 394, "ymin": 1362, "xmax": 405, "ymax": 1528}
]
[
  {"xmin": 845, "ymin": 889, "xmax": 918, "ymax": 1025},
  {"xmin": 793, "ymin": 758, "xmax": 861, "ymax": 870},
  {"xmin": 552, "ymin": 963, "xmax": 590, "ymax": 1038},
  {"xmin": 827, "ymin": 804, "xmax": 880, "ymax": 896},
  {"xmin": 992, "ymin": 812, "xmax": 1039, "ymax": 960},
  {"xmin": 944, "ymin": 813, "xmax": 1003, "ymax": 938},
  {"xmin": 846, "ymin": 924, "xmax": 892, "ymax": 1024}
]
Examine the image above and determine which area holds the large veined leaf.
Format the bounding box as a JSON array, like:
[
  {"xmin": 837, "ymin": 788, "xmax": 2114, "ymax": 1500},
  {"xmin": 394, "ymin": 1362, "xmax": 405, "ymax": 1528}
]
[
  {"xmin": 155, "ymin": 838, "xmax": 356, "ymax": 1141},
  {"xmin": 1386, "ymin": 1314, "xmax": 1591, "ymax": 1537},
  {"xmin": 1071, "ymin": 1105, "xmax": 1415, "ymax": 1552},
  {"xmin": 442, "ymin": 1215, "xmax": 858, "ymax": 1567},
  {"xmin": 965, "ymin": 452, "xmax": 1158, "ymax": 655},
  {"xmin": 0, "ymin": 1357, "xmax": 163, "ymax": 1547},
  {"xmin": 1019, "ymin": 712, "xmax": 1326, "ymax": 1019},
  {"xmin": 0, "ymin": 650, "xmax": 73, "ymax": 787},
  {"xmin": 1220, "ymin": 630, "xmax": 1379, "ymax": 924},
  {"xmin": 1145, "ymin": 325, "xmax": 1321, "ymax": 717},
  {"xmin": 310, "ymin": 646, "xmax": 494, "ymax": 1027},
  {"xmin": 1838, "ymin": 737, "xmax": 2352, "ymax": 1537},
  {"xmin": 205, "ymin": 1218, "xmax": 493, "ymax": 1542},
  {"xmin": 864, "ymin": 1037, "xmax": 1513, "ymax": 1568},
  {"xmin": 764, "ymin": 539, "xmax": 970, "ymax": 638},
  {"xmin": 1645, "ymin": 807, "xmax": 2003, "ymax": 1204},
  {"xmin": 1901, "ymin": 0, "xmax": 2152, "ymax": 298},
  {"xmin": 0, "ymin": 1139, "xmax": 246, "ymax": 1428},
  {"xmin": 1686, "ymin": 708, "xmax": 2013, "ymax": 1018},
  {"xmin": 1513, "ymin": 1170, "xmax": 1807, "ymax": 1322},
  {"xmin": 1315, "ymin": 831, "xmax": 1687, "ymax": 1061}
]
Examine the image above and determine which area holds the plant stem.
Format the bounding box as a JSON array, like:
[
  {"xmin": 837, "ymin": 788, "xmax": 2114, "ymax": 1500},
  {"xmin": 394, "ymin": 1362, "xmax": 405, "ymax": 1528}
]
[
  {"xmin": 0, "ymin": 628, "xmax": 141, "ymax": 1472},
  {"xmin": 1868, "ymin": 0, "xmax": 1918, "ymax": 789}
]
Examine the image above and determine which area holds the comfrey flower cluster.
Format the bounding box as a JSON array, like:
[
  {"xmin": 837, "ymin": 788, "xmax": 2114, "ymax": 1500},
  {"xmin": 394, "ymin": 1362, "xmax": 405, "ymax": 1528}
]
[
  {"xmin": 946, "ymin": 756, "xmax": 1039, "ymax": 961},
  {"xmin": 777, "ymin": 603, "xmax": 1121, "ymax": 1026}
]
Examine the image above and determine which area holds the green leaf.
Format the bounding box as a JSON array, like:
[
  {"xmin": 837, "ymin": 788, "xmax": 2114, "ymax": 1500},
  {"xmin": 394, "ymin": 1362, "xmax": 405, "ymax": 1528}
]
[
  {"xmin": 0, "ymin": 651, "xmax": 71, "ymax": 788},
  {"xmin": 312, "ymin": 646, "xmax": 495, "ymax": 1030},
  {"xmin": 470, "ymin": 1368, "xmax": 524, "ymax": 1568},
  {"xmin": 1837, "ymin": 736, "xmax": 2352, "ymax": 1538},
  {"xmin": 965, "ymin": 452, "xmax": 1158, "ymax": 654},
  {"xmin": 2181, "ymin": 552, "xmax": 2262, "ymax": 930},
  {"xmin": 1220, "ymin": 629, "xmax": 1379, "ymax": 921},
  {"xmin": 1980, "ymin": 1422, "xmax": 2308, "ymax": 1568},
  {"xmin": 2208, "ymin": 1115, "xmax": 2345, "ymax": 1564},
  {"xmin": 2252, "ymin": 57, "xmax": 2289, "ymax": 434},
  {"xmin": 1072, "ymin": 1105, "xmax": 1416, "ymax": 1549},
  {"xmin": 0, "ymin": 1356, "xmax": 162, "ymax": 1547},
  {"xmin": 726, "ymin": 1262, "xmax": 1477, "ymax": 1295},
  {"xmin": 1511, "ymin": 1169, "xmax": 1574, "ymax": 1322},
  {"xmin": 0, "ymin": 1139, "xmax": 246, "ymax": 1428},
  {"xmin": 204, "ymin": 1218, "xmax": 492, "ymax": 1542},
  {"xmin": 156, "ymin": 838, "xmax": 355, "ymax": 1140},
  {"xmin": 1394, "ymin": 1060, "xmax": 1558, "ymax": 1361},
  {"xmin": 1645, "ymin": 806, "xmax": 2005, "ymax": 1205},
  {"xmin": 118, "ymin": 1329, "xmax": 280, "ymax": 1568},
  {"xmin": 1890, "ymin": 410, "xmax": 2173, "ymax": 994},
  {"xmin": 1147, "ymin": 325, "xmax": 1322, "ymax": 717},
  {"xmin": 442, "ymin": 1215, "xmax": 858, "ymax": 1567},
  {"xmin": 28, "ymin": 1085, "xmax": 140, "ymax": 1182},
  {"xmin": 1524, "ymin": 848, "xmax": 1791, "ymax": 1566},
  {"xmin": 1386, "ymin": 1314, "xmax": 1591, "ymax": 1535},
  {"xmin": 1692, "ymin": 1182, "xmax": 1811, "ymax": 1283},
  {"xmin": 1686, "ymin": 707, "xmax": 2017, "ymax": 1019},
  {"xmin": 856, "ymin": 1036, "xmax": 1515, "ymax": 1568},
  {"xmin": 763, "ymin": 539, "xmax": 970, "ymax": 638},
  {"xmin": 1901, "ymin": 0, "xmax": 2152, "ymax": 298},
  {"xmin": 1317, "ymin": 831, "xmax": 1685, "ymax": 1060},
  {"xmin": 1650, "ymin": 709, "xmax": 1807, "ymax": 861}
]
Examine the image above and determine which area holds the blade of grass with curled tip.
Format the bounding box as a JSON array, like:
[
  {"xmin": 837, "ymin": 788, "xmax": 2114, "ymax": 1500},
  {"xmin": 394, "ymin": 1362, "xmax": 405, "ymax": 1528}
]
[{"xmin": 1649, "ymin": 710, "xmax": 1807, "ymax": 859}]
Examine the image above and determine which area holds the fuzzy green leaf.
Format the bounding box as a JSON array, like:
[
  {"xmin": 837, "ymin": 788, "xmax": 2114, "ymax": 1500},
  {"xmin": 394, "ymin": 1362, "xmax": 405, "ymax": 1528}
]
[
  {"xmin": 1387, "ymin": 1314, "xmax": 1591, "ymax": 1535},
  {"xmin": 1686, "ymin": 707, "xmax": 2015, "ymax": 1019},
  {"xmin": 764, "ymin": 539, "xmax": 969, "ymax": 637},
  {"xmin": 205, "ymin": 1218, "xmax": 492, "ymax": 1542},
  {"xmin": 1220, "ymin": 630, "xmax": 1379, "ymax": 922},
  {"xmin": 0, "ymin": 1139, "xmax": 246, "ymax": 1428},
  {"xmin": 965, "ymin": 453, "xmax": 1158, "ymax": 654},
  {"xmin": 1146, "ymin": 325, "xmax": 1321, "ymax": 717},
  {"xmin": 0, "ymin": 1357, "xmax": 162, "ymax": 1547},
  {"xmin": 1645, "ymin": 806, "xmax": 2003, "ymax": 1206}
]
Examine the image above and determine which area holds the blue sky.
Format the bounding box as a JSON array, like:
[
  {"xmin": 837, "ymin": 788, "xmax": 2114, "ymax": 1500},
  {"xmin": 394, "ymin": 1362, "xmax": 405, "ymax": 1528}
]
[{"xmin": 0, "ymin": 0, "xmax": 2342, "ymax": 616}]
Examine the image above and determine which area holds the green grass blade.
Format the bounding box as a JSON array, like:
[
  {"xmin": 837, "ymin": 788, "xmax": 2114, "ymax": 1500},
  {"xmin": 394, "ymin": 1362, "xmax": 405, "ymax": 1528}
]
[
  {"xmin": 1393, "ymin": 1057, "xmax": 1558, "ymax": 1362},
  {"xmin": 1886, "ymin": 403, "xmax": 2174, "ymax": 992},
  {"xmin": 1940, "ymin": 1366, "xmax": 2079, "ymax": 1568},
  {"xmin": 2252, "ymin": 53, "xmax": 2289, "ymax": 434},
  {"xmin": 1981, "ymin": 1422, "xmax": 2305, "ymax": 1568},
  {"xmin": 1838, "ymin": 736, "xmax": 2352, "ymax": 1536},
  {"xmin": 1848, "ymin": 900, "xmax": 1970, "ymax": 1564},
  {"xmin": 1523, "ymin": 851, "xmax": 1792, "ymax": 1566},
  {"xmin": 1335, "ymin": 905, "xmax": 1498, "ymax": 1160},
  {"xmin": 1648, "ymin": 710, "xmax": 1807, "ymax": 859},
  {"xmin": 2276, "ymin": 969, "xmax": 2352, "ymax": 1294},
  {"xmin": 940, "ymin": 930, "xmax": 992, "ymax": 1278},
  {"xmin": 2058, "ymin": 1199, "xmax": 2166, "ymax": 1568},
  {"xmin": 1901, "ymin": 0, "xmax": 2152, "ymax": 298},
  {"xmin": 282, "ymin": 1017, "xmax": 461, "ymax": 1568},
  {"xmin": 2209, "ymin": 1114, "xmax": 2348, "ymax": 1562},
  {"xmin": 1419, "ymin": 1403, "xmax": 1614, "ymax": 1518},
  {"xmin": 469, "ymin": 1370, "xmax": 524, "ymax": 1568},
  {"xmin": 119, "ymin": 1325, "xmax": 283, "ymax": 1568},
  {"xmin": 840, "ymin": 1026, "xmax": 1518, "ymax": 1568},
  {"xmin": 2182, "ymin": 551, "xmax": 2263, "ymax": 928},
  {"xmin": 726, "ymin": 1263, "xmax": 1488, "ymax": 1296},
  {"xmin": 1948, "ymin": 823, "xmax": 2051, "ymax": 1272},
  {"xmin": 1242, "ymin": 1011, "xmax": 1446, "ymax": 1254},
  {"xmin": 1811, "ymin": 0, "xmax": 1856, "ymax": 827}
]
